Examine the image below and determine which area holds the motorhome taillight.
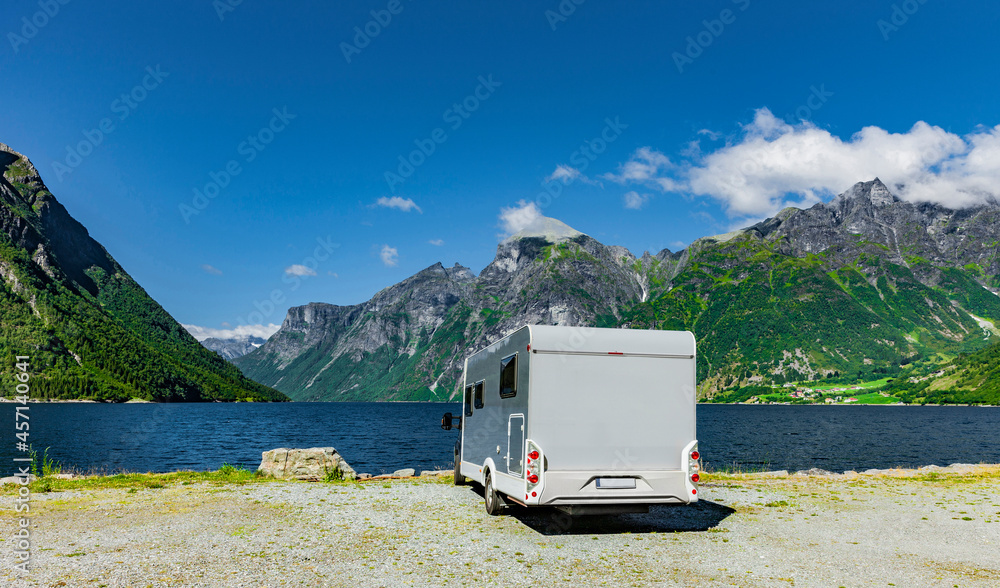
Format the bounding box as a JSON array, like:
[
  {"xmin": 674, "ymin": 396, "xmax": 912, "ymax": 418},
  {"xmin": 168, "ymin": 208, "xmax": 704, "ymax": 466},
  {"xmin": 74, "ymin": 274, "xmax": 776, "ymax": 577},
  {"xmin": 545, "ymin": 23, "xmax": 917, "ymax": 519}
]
[
  {"xmin": 528, "ymin": 450, "xmax": 539, "ymax": 460},
  {"xmin": 690, "ymin": 450, "xmax": 700, "ymax": 460},
  {"xmin": 526, "ymin": 344, "xmax": 531, "ymax": 351},
  {"xmin": 527, "ymin": 474, "xmax": 539, "ymax": 484},
  {"xmin": 690, "ymin": 473, "xmax": 700, "ymax": 483}
]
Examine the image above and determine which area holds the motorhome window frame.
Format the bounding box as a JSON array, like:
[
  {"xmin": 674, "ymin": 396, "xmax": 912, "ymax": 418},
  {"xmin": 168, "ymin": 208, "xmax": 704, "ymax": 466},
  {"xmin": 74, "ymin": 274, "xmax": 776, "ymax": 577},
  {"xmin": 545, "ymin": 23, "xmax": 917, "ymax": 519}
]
[
  {"xmin": 499, "ymin": 353, "xmax": 518, "ymax": 399},
  {"xmin": 474, "ymin": 380, "xmax": 485, "ymax": 409},
  {"xmin": 464, "ymin": 385, "xmax": 474, "ymax": 417}
]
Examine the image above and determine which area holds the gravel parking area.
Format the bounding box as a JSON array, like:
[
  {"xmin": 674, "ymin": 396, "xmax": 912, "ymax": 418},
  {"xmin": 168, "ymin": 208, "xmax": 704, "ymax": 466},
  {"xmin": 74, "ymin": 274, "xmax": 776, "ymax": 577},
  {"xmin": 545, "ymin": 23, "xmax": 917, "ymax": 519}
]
[{"xmin": 2, "ymin": 466, "xmax": 999, "ymax": 587}]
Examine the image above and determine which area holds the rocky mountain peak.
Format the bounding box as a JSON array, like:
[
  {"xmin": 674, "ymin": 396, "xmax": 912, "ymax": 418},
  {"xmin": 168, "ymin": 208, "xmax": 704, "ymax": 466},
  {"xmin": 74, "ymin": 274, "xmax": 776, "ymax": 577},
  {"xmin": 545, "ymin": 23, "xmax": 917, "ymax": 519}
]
[
  {"xmin": 0, "ymin": 143, "xmax": 41, "ymax": 186},
  {"xmin": 832, "ymin": 178, "xmax": 899, "ymax": 210},
  {"xmin": 201, "ymin": 335, "xmax": 267, "ymax": 361},
  {"xmin": 415, "ymin": 261, "xmax": 476, "ymax": 281}
]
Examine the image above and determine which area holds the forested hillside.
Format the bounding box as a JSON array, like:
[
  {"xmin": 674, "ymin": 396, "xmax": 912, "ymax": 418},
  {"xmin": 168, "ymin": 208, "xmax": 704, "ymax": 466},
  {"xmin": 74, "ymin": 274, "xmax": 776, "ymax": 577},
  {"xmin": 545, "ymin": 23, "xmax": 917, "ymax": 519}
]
[
  {"xmin": 0, "ymin": 143, "xmax": 287, "ymax": 402},
  {"xmin": 880, "ymin": 342, "xmax": 1000, "ymax": 404}
]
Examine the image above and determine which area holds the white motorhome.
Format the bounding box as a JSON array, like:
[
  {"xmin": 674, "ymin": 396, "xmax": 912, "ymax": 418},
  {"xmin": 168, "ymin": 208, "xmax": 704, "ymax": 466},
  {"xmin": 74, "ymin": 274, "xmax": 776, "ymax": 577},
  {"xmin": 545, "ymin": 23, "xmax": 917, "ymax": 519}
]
[{"xmin": 441, "ymin": 325, "xmax": 700, "ymax": 516}]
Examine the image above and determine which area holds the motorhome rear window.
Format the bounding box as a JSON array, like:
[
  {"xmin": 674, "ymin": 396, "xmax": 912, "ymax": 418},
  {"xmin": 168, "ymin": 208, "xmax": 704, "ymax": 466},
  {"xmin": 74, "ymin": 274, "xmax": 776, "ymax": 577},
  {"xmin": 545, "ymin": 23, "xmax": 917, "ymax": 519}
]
[
  {"xmin": 499, "ymin": 354, "xmax": 517, "ymax": 399},
  {"xmin": 464, "ymin": 385, "xmax": 473, "ymax": 417},
  {"xmin": 474, "ymin": 381, "xmax": 485, "ymax": 409}
]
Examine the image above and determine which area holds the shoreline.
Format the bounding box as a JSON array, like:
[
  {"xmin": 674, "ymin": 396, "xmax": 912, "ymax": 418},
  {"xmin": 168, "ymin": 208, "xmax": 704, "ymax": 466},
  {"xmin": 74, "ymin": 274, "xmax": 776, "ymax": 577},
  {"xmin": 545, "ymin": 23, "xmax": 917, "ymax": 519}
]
[{"xmin": 3, "ymin": 463, "xmax": 997, "ymax": 486}]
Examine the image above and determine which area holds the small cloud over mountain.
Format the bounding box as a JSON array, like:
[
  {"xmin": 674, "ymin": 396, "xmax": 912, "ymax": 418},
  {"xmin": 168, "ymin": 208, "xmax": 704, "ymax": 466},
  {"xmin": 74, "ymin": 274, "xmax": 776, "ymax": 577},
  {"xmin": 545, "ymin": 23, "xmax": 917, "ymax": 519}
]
[
  {"xmin": 498, "ymin": 200, "xmax": 543, "ymax": 238},
  {"xmin": 380, "ymin": 244, "xmax": 399, "ymax": 266},
  {"xmin": 284, "ymin": 264, "xmax": 317, "ymax": 277},
  {"xmin": 375, "ymin": 196, "xmax": 422, "ymax": 213},
  {"xmin": 546, "ymin": 165, "xmax": 581, "ymax": 183},
  {"xmin": 623, "ymin": 191, "xmax": 650, "ymax": 210}
]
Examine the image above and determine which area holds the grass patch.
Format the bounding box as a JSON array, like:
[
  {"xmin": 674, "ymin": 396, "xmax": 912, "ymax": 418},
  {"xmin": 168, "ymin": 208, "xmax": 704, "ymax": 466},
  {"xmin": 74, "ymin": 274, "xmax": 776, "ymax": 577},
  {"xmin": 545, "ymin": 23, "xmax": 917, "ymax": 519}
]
[
  {"xmin": 2, "ymin": 468, "xmax": 458, "ymax": 494},
  {"xmin": 1, "ymin": 466, "xmax": 273, "ymax": 495}
]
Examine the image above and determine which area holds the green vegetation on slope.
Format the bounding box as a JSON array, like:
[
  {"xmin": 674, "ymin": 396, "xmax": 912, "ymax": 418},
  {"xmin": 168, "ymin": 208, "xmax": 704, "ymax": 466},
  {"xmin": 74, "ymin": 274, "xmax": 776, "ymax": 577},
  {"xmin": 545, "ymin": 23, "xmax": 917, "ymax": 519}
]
[
  {"xmin": 0, "ymin": 154, "xmax": 287, "ymax": 402},
  {"xmin": 880, "ymin": 342, "xmax": 1000, "ymax": 404},
  {"xmin": 619, "ymin": 233, "xmax": 996, "ymax": 394}
]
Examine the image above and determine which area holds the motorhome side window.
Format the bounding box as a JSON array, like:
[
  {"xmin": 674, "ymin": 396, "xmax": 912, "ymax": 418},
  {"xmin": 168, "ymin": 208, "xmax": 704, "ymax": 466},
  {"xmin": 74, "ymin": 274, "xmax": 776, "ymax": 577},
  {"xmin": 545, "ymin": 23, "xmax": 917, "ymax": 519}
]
[
  {"xmin": 474, "ymin": 381, "xmax": 485, "ymax": 409},
  {"xmin": 464, "ymin": 385, "xmax": 473, "ymax": 417},
  {"xmin": 499, "ymin": 353, "xmax": 517, "ymax": 399}
]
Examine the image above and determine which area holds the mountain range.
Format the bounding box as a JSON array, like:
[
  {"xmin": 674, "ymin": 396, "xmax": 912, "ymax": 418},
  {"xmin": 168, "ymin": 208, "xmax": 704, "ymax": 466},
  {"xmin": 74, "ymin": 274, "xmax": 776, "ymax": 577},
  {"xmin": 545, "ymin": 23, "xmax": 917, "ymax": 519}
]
[
  {"xmin": 0, "ymin": 143, "xmax": 287, "ymax": 402},
  {"xmin": 200, "ymin": 335, "xmax": 266, "ymax": 361},
  {"xmin": 235, "ymin": 179, "xmax": 1000, "ymax": 402}
]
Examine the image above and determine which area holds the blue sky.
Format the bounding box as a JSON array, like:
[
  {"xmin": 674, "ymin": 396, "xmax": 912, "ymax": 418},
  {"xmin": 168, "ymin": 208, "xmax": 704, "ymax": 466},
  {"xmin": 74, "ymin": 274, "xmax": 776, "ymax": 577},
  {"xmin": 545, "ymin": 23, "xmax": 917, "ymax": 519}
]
[{"xmin": 3, "ymin": 0, "xmax": 1000, "ymax": 339}]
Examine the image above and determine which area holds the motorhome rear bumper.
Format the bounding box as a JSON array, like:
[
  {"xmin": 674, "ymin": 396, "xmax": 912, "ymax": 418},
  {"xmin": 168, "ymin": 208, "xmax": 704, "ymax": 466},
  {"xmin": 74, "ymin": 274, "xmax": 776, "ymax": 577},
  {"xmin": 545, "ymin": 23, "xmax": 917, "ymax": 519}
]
[{"xmin": 537, "ymin": 470, "xmax": 697, "ymax": 505}]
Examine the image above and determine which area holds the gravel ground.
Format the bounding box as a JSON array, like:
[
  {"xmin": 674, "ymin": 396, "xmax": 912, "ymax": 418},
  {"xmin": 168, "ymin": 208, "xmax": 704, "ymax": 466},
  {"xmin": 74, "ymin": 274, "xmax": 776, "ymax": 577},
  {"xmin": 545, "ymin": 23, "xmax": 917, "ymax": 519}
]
[{"xmin": 2, "ymin": 466, "xmax": 999, "ymax": 587}]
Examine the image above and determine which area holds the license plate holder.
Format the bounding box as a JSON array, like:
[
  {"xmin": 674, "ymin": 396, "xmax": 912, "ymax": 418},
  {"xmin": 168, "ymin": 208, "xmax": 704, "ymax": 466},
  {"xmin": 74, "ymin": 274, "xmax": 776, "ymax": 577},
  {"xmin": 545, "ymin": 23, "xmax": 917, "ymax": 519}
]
[{"xmin": 595, "ymin": 477, "xmax": 636, "ymax": 489}]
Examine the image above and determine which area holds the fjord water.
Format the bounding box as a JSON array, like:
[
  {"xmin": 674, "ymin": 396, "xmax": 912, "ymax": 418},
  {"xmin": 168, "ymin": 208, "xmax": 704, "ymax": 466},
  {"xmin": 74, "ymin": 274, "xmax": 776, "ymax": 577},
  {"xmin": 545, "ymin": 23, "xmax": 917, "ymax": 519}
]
[{"xmin": 2, "ymin": 403, "xmax": 998, "ymax": 475}]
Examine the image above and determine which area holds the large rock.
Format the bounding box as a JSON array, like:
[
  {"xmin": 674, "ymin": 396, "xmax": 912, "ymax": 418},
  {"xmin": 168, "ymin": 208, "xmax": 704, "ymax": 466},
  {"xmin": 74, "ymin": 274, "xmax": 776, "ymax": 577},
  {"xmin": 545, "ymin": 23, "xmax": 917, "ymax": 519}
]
[{"xmin": 257, "ymin": 447, "xmax": 356, "ymax": 481}]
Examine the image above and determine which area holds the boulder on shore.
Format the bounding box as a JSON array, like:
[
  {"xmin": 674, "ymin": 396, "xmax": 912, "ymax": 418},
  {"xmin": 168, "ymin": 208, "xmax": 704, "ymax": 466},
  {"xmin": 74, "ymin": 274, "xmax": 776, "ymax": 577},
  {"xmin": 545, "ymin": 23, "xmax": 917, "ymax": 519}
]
[{"xmin": 258, "ymin": 447, "xmax": 357, "ymax": 481}]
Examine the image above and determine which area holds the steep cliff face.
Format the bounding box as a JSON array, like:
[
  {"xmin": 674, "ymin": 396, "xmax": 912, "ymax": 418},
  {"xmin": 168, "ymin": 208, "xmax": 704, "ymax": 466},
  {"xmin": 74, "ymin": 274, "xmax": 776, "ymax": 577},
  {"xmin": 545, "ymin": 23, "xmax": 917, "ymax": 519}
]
[
  {"xmin": 0, "ymin": 142, "xmax": 286, "ymax": 402},
  {"xmin": 237, "ymin": 262, "xmax": 477, "ymax": 400},
  {"xmin": 237, "ymin": 179, "xmax": 1000, "ymax": 401},
  {"xmin": 237, "ymin": 223, "xmax": 657, "ymax": 401}
]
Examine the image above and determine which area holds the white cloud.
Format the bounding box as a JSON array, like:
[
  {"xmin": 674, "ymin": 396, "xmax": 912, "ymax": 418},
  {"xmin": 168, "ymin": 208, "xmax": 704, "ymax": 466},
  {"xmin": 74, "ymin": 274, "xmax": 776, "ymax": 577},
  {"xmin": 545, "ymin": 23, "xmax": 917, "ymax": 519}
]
[
  {"xmin": 608, "ymin": 108, "xmax": 1000, "ymax": 222},
  {"xmin": 498, "ymin": 200, "xmax": 543, "ymax": 237},
  {"xmin": 428, "ymin": 239, "xmax": 445, "ymax": 246},
  {"xmin": 201, "ymin": 264, "xmax": 223, "ymax": 276},
  {"xmin": 623, "ymin": 191, "xmax": 650, "ymax": 210},
  {"xmin": 327, "ymin": 271, "xmax": 339, "ymax": 278},
  {"xmin": 669, "ymin": 240, "xmax": 686, "ymax": 250},
  {"xmin": 284, "ymin": 264, "xmax": 317, "ymax": 277},
  {"xmin": 183, "ymin": 323, "xmax": 280, "ymax": 342},
  {"xmin": 546, "ymin": 164, "xmax": 582, "ymax": 183},
  {"xmin": 380, "ymin": 244, "xmax": 398, "ymax": 267},
  {"xmin": 375, "ymin": 196, "xmax": 422, "ymax": 213},
  {"xmin": 603, "ymin": 146, "xmax": 681, "ymax": 192}
]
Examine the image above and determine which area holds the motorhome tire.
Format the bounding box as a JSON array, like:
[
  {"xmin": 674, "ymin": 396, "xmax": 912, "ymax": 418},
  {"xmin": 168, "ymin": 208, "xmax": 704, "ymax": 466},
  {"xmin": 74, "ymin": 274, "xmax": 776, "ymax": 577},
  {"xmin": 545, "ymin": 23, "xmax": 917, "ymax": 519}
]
[{"xmin": 484, "ymin": 471, "xmax": 503, "ymax": 516}]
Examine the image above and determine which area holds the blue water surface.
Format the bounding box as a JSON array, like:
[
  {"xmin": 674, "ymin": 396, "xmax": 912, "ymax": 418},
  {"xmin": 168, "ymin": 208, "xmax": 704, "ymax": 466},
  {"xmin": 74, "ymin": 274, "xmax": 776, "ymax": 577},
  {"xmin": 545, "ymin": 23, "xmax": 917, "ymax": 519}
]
[{"xmin": 1, "ymin": 403, "xmax": 997, "ymax": 475}]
